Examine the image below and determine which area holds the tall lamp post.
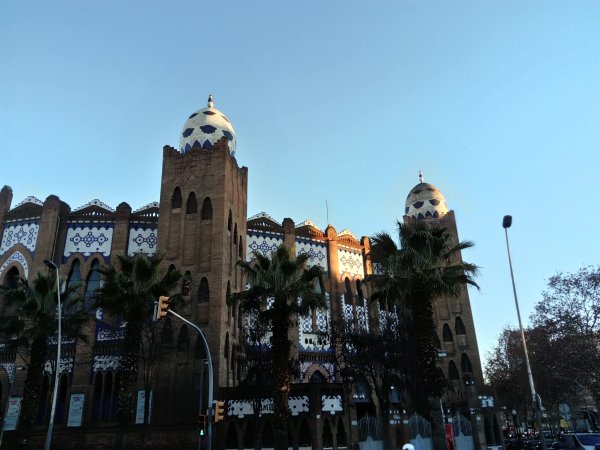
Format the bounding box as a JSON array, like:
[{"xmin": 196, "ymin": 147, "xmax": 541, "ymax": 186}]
[
  {"xmin": 502, "ymin": 216, "xmax": 547, "ymax": 450},
  {"xmin": 43, "ymin": 259, "xmax": 62, "ymax": 450}
]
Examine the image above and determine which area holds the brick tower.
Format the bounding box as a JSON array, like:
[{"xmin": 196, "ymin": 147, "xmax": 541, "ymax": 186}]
[{"xmin": 156, "ymin": 95, "xmax": 248, "ymax": 388}]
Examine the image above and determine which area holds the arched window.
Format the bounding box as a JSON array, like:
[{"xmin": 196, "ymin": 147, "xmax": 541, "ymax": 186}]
[
  {"xmin": 233, "ymin": 224, "xmax": 238, "ymax": 244},
  {"xmin": 195, "ymin": 334, "xmax": 206, "ymax": 359},
  {"xmin": 161, "ymin": 317, "xmax": 173, "ymax": 344},
  {"xmin": 461, "ymin": 353, "xmax": 473, "ymax": 373},
  {"xmin": 198, "ymin": 277, "xmax": 209, "ymax": 303},
  {"xmin": 448, "ymin": 361, "xmax": 459, "ymax": 380},
  {"xmin": 3, "ymin": 266, "xmax": 20, "ymax": 289},
  {"xmin": 323, "ymin": 420, "xmax": 333, "ymax": 448},
  {"xmin": 37, "ymin": 374, "xmax": 51, "ymax": 424},
  {"xmin": 177, "ymin": 326, "xmax": 189, "ymax": 352},
  {"xmin": 344, "ymin": 278, "xmax": 352, "ymax": 301},
  {"xmin": 171, "ymin": 187, "xmax": 182, "ymax": 209},
  {"xmin": 55, "ymin": 373, "xmax": 69, "ymax": 423},
  {"xmin": 92, "ymin": 372, "xmax": 103, "ymax": 421},
  {"xmin": 224, "ymin": 332, "xmax": 229, "ymax": 359},
  {"xmin": 84, "ymin": 259, "xmax": 101, "ymax": 310},
  {"xmin": 443, "ymin": 324, "xmax": 454, "ymax": 342},
  {"xmin": 310, "ymin": 370, "xmax": 326, "ymax": 383},
  {"xmin": 201, "ymin": 197, "xmax": 213, "ymax": 220},
  {"xmin": 356, "ymin": 279, "xmax": 363, "ymax": 300},
  {"xmin": 186, "ymin": 192, "xmax": 197, "ymax": 214},
  {"xmin": 102, "ymin": 372, "xmax": 113, "ymax": 421},
  {"xmin": 238, "ymin": 238, "xmax": 243, "ymax": 259},
  {"xmin": 64, "ymin": 259, "xmax": 82, "ymax": 314},
  {"xmin": 455, "ymin": 317, "xmax": 466, "ymax": 335},
  {"xmin": 227, "ymin": 210, "xmax": 232, "ymax": 231},
  {"xmin": 182, "ymin": 271, "xmax": 192, "ymax": 298}
]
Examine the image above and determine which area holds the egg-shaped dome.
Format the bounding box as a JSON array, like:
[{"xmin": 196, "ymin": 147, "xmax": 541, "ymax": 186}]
[
  {"xmin": 404, "ymin": 175, "xmax": 448, "ymax": 220},
  {"xmin": 179, "ymin": 95, "xmax": 236, "ymax": 155}
]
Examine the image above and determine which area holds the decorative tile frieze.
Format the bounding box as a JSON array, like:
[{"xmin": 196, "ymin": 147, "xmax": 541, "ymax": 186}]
[
  {"xmin": 13, "ymin": 196, "xmax": 43, "ymax": 209},
  {"xmin": 338, "ymin": 249, "xmax": 364, "ymax": 278},
  {"xmin": 44, "ymin": 357, "xmax": 74, "ymax": 375},
  {"xmin": 73, "ymin": 199, "xmax": 115, "ymax": 213},
  {"xmin": 96, "ymin": 325, "xmax": 125, "ymax": 342},
  {"xmin": 0, "ymin": 220, "xmax": 39, "ymax": 255},
  {"xmin": 226, "ymin": 396, "xmax": 308, "ymax": 418},
  {"xmin": 127, "ymin": 227, "xmax": 158, "ymax": 257},
  {"xmin": 296, "ymin": 239, "xmax": 328, "ymax": 271},
  {"xmin": 246, "ymin": 232, "xmax": 283, "ymax": 260},
  {"xmin": 0, "ymin": 251, "xmax": 29, "ymax": 279},
  {"xmin": 92, "ymin": 355, "xmax": 122, "ymax": 373},
  {"xmin": 63, "ymin": 224, "xmax": 113, "ymax": 260},
  {"xmin": 133, "ymin": 202, "xmax": 159, "ymax": 213},
  {"xmin": 322, "ymin": 395, "xmax": 343, "ymax": 414},
  {"xmin": 0, "ymin": 362, "xmax": 16, "ymax": 384}
]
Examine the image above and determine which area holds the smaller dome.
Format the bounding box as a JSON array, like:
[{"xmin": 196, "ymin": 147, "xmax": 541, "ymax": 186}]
[
  {"xmin": 179, "ymin": 95, "xmax": 236, "ymax": 155},
  {"xmin": 404, "ymin": 174, "xmax": 448, "ymax": 220}
]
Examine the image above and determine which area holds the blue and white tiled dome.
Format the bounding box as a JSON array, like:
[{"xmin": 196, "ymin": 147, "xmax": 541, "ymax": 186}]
[
  {"xmin": 179, "ymin": 95, "xmax": 236, "ymax": 155},
  {"xmin": 404, "ymin": 173, "xmax": 449, "ymax": 220}
]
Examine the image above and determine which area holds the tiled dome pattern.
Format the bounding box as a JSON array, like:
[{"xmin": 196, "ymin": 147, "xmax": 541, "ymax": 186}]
[
  {"xmin": 179, "ymin": 97, "xmax": 236, "ymax": 155},
  {"xmin": 404, "ymin": 182, "xmax": 448, "ymax": 220}
]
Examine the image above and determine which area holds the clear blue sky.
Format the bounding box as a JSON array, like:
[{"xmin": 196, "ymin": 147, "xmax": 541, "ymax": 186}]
[{"xmin": 2, "ymin": 0, "xmax": 600, "ymax": 370}]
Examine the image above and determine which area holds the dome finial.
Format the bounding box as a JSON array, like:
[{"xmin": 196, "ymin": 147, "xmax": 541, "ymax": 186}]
[
  {"xmin": 208, "ymin": 94, "xmax": 214, "ymax": 108},
  {"xmin": 418, "ymin": 170, "xmax": 424, "ymax": 183}
]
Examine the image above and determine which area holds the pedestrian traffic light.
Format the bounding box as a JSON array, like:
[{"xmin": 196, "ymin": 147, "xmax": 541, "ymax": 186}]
[
  {"xmin": 214, "ymin": 400, "xmax": 225, "ymax": 423},
  {"xmin": 198, "ymin": 414, "xmax": 207, "ymax": 435},
  {"xmin": 156, "ymin": 296, "xmax": 171, "ymax": 320}
]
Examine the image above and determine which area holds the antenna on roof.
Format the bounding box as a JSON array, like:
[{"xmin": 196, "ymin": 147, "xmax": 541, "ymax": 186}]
[{"xmin": 419, "ymin": 170, "xmax": 424, "ymax": 183}]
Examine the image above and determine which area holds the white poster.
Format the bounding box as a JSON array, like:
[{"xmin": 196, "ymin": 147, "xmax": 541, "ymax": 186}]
[
  {"xmin": 135, "ymin": 389, "xmax": 153, "ymax": 424},
  {"xmin": 4, "ymin": 397, "xmax": 22, "ymax": 431},
  {"xmin": 67, "ymin": 393, "xmax": 85, "ymax": 427}
]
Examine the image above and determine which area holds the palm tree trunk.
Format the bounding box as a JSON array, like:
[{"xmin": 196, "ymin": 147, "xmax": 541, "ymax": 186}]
[
  {"xmin": 272, "ymin": 305, "xmax": 291, "ymax": 450},
  {"xmin": 18, "ymin": 334, "xmax": 48, "ymax": 436}
]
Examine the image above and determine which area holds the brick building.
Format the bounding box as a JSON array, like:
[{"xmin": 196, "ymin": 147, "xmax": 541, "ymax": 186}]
[{"xmin": 0, "ymin": 97, "xmax": 488, "ymax": 449}]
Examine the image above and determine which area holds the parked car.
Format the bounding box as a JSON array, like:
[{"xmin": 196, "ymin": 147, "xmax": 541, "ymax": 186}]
[{"xmin": 571, "ymin": 433, "xmax": 600, "ymax": 450}]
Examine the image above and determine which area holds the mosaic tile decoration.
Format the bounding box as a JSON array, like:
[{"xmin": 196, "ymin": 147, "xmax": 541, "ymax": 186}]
[
  {"xmin": 296, "ymin": 239, "xmax": 328, "ymax": 272},
  {"xmin": 12, "ymin": 196, "xmax": 43, "ymax": 209},
  {"xmin": 0, "ymin": 220, "xmax": 39, "ymax": 256},
  {"xmin": 322, "ymin": 395, "xmax": 343, "ymax": 414},
  {"xmin": 0, "ymin": 363, "xmax": 16, "ymax": 384},
  {"xmin": 299, "ymin": 362, "xmax": 335, "ymax": 381},
  {"xmin": 246, "ymin": 232, "xmax": 283, "ymax": 260},
  {"xmin": 0, "ymin": 251, "xmax": 29, "ymax": 279},
  {"xmin": 338, "ymin": 249, "xmax": 364, "ymax": 278},
  {"xmin": 404, "ymin": 182, "xmax": 449, "ymax": 220},
  {"xmin": 73, "ymin": 199, "xmax": 115, "ymax": 213},
  {"xmin": 226, "ymin": 396, "xmax": 308, "ymax": 418},
  {"xmin": 127, "ymin": 227, "xmax": 158, "ymax": 257},
  {"xmin": 44, "ymin": 357, "xmax": 74, "ymax": 375},
  {"xmin": 179, "ymin": 97, "xmax": 236, "ymax": 155},
  {"xmin": 92, "ymin": 355, "xmax": 122, "ymax": 373},
  {"xmin": 356, "ymin": 298, "xmax": 369, "ymax": 332},
  {"xmin": 63, "ymin": 224, "xmax": 114, "ymax": 260}
]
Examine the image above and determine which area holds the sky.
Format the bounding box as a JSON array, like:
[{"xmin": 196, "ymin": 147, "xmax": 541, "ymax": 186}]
[{"xmin": 2, "ymin": 0, "xmax": 600, "ymax": 370}]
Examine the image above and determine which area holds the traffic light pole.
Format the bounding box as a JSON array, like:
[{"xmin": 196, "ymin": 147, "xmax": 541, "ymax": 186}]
[{"xmin": 164, "ymin": 308, "xmax": 214, "ymax": 450}]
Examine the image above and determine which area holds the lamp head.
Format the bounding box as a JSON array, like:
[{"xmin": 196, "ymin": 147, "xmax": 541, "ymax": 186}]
[
  {"xmin": 43, "ymin": 259, "xmax": 58, "ymax": 270},
  {"xmin": 502, "ymin": 215, "xmax": 512, "ymax": 229}
]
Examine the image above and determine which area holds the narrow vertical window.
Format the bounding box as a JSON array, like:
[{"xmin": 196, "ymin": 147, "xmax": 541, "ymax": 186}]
[
  {"xmin": 171, "ymin": 187, "xmax": 182, "ymax": 209},
  {"xmin": 201, "ymin": 197, "xmax": 213, "ymax": 220},
  {"xmin": 198, "ymin": 277, "xmax": 209, "ymax": 303},
  {"xmin": 84, "ymin": 259, "xmax": 101, "ymax": 310},
  {"xmin": 186, "ymin": 192, "xmax": 197, "ymax": 214}
]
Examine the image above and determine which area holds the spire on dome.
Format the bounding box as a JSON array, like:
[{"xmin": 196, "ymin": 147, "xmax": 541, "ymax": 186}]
[
  {"xmin": 419, "ymin": 170, "xmax": 424, "ymax": 183},
  {"xmin": 208, "ymin": 94, "xmax": 214, "ymax": 108}
]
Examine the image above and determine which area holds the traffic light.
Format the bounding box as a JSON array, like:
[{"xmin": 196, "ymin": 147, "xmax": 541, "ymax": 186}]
[
  {"xmin": 214, "ymin": 400, "xmax": 225, "ymax": 423},
  {"xmin": 198, "ymin": 414, "xmax": 207, "ymax": 435},
  {"xmin": 156, "ymin": 296, "xmax": 171, "ymax": 320}
]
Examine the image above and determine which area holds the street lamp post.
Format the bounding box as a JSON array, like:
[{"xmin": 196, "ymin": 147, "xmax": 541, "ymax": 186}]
[
  {"xmin": 502, "ymin": 216, "xmax": 547, "ymax": 450},
  {"xmin": 43, "ymin": 259, "xmax": 62, "ymax": 450}
]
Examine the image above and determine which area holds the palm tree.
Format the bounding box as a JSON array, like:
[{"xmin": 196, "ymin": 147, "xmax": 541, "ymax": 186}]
[
  {"xmin": 368, "ymin": 220, "xmax": 479, "ymax": 415},
  {"xmin": 96, "ymin": 254, "xmax": 181, "ymax": 428},
  {"xmin": 0, "ymin": 272, "xmax": 88, "ymax": 436},
  {"xmin": 230, "ymin": 244, "xmax": 325, "ymax": 450}
]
